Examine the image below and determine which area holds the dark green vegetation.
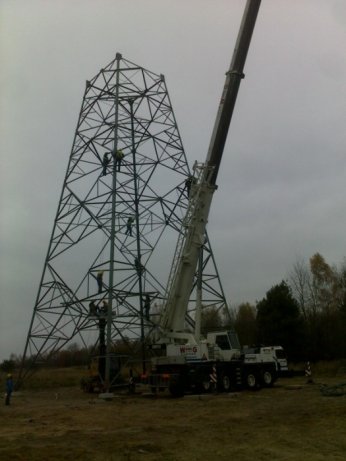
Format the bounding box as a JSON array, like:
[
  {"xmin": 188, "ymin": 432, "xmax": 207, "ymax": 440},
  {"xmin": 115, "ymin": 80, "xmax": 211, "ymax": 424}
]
[{"xmin": 213, "ymin": 252, "xmax": 346, "ymax": 362}]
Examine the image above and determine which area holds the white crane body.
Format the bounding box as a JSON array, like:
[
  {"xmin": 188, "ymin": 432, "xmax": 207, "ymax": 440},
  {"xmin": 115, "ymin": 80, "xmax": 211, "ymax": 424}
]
[
  {"xmin": 145, "ymin": 0, "xmax": 282, "ymax": 396},
  {"xmin": 157, "ymin": 0, "xmax": 262, "ymax": 344},
  {"xmin": 158, "ymin": 162, "xmax": 215, "ymax": 339}
]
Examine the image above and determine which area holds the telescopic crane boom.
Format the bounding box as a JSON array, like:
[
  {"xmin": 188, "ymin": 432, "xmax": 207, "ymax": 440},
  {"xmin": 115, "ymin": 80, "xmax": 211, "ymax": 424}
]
[{"xmin": 158, "ymin": 0, "xmax": 261, "ymax": 343}]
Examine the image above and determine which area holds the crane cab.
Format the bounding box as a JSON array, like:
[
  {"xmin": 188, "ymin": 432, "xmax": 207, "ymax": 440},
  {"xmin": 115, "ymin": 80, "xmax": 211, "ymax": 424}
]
[{"xmin": 206, "ymin": 330, "xmax": 242, "ymax": 361}]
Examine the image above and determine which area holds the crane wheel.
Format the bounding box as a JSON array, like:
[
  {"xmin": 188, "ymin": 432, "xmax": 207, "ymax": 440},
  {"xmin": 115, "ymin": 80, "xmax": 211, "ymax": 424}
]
[
  {"xmin": 198, "ymin": 376, "xmax": 213, "ymax": 393},
  {"xmin": 246, "ymin": 372, "xmax": 260, "ymax": 390},
  {"xmin": 262, "ymin": 370, "xmax": 274, "ymax": 387},
  {"xmin": 220, "ymin": 374, "xmax": 232, "ymax": 392}
]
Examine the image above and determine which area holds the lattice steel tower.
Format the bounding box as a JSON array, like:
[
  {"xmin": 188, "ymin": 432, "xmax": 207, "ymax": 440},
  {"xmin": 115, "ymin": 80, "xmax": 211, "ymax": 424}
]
[{"xmin": 19, "ymin": 54, "xmax": 229, "ymax": 384}]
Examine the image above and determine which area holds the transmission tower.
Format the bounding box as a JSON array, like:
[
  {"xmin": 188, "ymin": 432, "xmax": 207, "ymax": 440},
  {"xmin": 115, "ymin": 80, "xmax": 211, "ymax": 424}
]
[{"xmin": 19, "ymin": 54, "xmax": 229, "ymax": 385}]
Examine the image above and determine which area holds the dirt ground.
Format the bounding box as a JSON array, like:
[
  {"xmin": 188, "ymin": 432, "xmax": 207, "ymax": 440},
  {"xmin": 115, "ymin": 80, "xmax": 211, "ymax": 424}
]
[{"xmin": 1, "ymin": 375, "xmax": 346, "ymax": 461}]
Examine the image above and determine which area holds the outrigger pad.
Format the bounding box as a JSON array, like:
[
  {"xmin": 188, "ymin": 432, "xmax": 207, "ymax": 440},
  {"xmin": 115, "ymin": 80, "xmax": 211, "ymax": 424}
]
[{"xmin": 98, "ymin": 392, "xmax": 114, "ymax": 400}]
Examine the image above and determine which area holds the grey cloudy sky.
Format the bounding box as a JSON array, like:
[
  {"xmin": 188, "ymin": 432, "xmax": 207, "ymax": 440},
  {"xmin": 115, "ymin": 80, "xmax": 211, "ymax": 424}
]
[{"xmin": 1, "ymin": 0, "xmax": 345, "ymax": 361}]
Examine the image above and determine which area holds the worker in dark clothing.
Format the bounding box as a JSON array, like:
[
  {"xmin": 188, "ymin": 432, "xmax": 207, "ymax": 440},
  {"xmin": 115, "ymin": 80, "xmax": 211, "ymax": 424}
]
[
  {"xmin": 89, "ymin": 301, "xmax": 97, "ymax": 316},
  {"xmin": 102, "ymin": 152, "xmax": 111, "ymax": 176},
  {"xmin": 5, "ymin": 374, "xmax": 13, "ymax": 406},
  {"xmin": 125, "ymin": 217, "xmax": 135, "ymax": 236},
  {"xmin": 100, "ymin": 300, "xmax": 109, "ymax": 315},
  {"xmin": 135, "ymin": 257, "xmax": 144, "ymax": 276},
  {"xmin": 96, "ymin": 270, "xmax": 104, "ymax": 294},
  {"xmin": 185, "ymin": 175, "xmax": 196, "ymax": 197},
  {"xmin": 114, "ymin": 149, "xmax": 124, "ymax": 172},
  {"xmin": 144, "ymin": 294, "xmax": 151, "ymax": 320}
]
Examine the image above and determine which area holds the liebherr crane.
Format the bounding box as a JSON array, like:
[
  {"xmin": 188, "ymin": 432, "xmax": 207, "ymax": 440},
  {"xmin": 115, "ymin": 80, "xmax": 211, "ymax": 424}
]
[
  {"xmin": 158, "ymin": 0, "xmax": 261, "ymax": 342},
  {"xmin": 145, "ymin": 0, "xmax": 280, "ymax": 396}
]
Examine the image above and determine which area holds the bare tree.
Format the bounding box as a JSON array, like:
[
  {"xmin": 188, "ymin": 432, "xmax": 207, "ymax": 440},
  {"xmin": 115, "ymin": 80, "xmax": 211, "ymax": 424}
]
[
  {"xmin": 309, "ymin": 253, "xmax": 339, "ymax": 314},
  {"xmin": 289, "ymin": 257, "xmax": 312, "ymax": 320}
]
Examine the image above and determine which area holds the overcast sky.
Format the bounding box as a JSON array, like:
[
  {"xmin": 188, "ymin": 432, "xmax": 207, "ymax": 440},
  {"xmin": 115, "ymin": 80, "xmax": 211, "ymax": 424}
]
[{"xmin": 1, "ymin": 0, "xmax": 345, "ymax": 361}]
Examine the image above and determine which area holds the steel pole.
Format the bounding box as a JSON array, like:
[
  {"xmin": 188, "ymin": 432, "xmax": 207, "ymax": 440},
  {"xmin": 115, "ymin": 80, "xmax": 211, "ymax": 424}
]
[{"xmin": 105, "ymin": 52, "xmax": 122, "ymax": 392}]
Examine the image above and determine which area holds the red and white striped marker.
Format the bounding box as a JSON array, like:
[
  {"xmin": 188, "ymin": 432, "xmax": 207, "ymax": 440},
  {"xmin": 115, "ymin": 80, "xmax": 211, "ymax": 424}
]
[
  {"xmin": 210, "ymin": 366, "xmax": 217, "ymax": 386},
  {"xmin": 305, "ymin": 361, "xmax": 313, "ymax": 383}
]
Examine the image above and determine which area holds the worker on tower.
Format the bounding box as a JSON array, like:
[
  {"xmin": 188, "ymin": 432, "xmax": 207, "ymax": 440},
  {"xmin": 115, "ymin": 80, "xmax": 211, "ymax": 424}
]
[
  {"xmin": 114, "ymin": 149, "xmax": 124, "ymax": 172},
  {"xmin": 102, "ymin": 152, "xmax": 111, "ymax": 176},
  {"xmin": 89, "ymin": 300, "xmax": 97, "ymax": 316},
  {"xmin": 185, "ymin": 175, "xmax": 193, "ymax": 197},
  {"xmin": 185, "ymin": 175, "xmax": 196, "ymax": 197},
  {"xmin": 100, "ymin": 300, "xmax": 109, "ymax": 315},
  {"xmin": 144, "ymin": 294, "xmax": 151, "ymax": 320},
  {"xmin": 134, "ymin": 257, "xmax": 145, "ymax": 276},
  {"xmin": 96, "ymin": 270, "xmax": 104, "ymax": 294},
  {"xmin": 125, "ymin": 217, "xmax": 135, "ymax": 236}
]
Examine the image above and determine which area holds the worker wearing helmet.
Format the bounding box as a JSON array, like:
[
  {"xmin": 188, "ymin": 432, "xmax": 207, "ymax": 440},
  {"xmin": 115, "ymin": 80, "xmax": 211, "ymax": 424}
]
[{"xmin": 5, "ymin": 373, "xmax": 14, "ymax": 406}]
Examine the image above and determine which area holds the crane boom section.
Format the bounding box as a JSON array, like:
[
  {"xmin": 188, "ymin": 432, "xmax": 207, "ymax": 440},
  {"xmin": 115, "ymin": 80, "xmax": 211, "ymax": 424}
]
[
  {"xmin": 159, "ymin": 0, "xmax": 261, "ymax": 339},
  {"xmin": 207, "ymin": 0, "xmax": 261, "ymax": 185},
  {"xmin": 161, "ymin": 164, "xmax": 215, "ymax": 334}
]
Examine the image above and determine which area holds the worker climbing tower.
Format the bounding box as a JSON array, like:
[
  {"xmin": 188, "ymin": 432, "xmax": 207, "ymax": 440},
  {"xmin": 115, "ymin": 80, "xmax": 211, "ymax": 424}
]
[{"xmin": 19, "ymin": 54, "xmax": 229, "ymax": 385}]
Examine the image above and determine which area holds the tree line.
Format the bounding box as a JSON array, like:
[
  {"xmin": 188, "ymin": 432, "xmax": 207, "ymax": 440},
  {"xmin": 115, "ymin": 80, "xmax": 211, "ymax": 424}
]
[
  {"xmin": 0, "ymin": 339, "xmax": 145, "ymax": 374},
  {"xmin": 226, "ymin": 253, "xmax": 346, "ymax": 362},
  {"xmin": 2, "ymin": 252, "xmax": 345, "ymax": 372}
]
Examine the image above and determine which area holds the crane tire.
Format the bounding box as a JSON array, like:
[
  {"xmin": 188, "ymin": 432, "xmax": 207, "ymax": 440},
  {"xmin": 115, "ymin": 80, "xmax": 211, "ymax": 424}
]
[
  {"xmin": 246, "ymin": 372, "xmax": 260, "ymax": 390},
  {"xmin": 262, "ymin": 370, "xmax": 274, "ymax": 387},
  {"xmin": 195, "ymin": 376, "xmax": 212, "ymax": 394},
  {"xmin": 199, "ymin": 376, "xmax": 213, "ymax": 393},
  {"xmin": 221, "ymin": 374, "xmax": 232, "ymax": 392}
]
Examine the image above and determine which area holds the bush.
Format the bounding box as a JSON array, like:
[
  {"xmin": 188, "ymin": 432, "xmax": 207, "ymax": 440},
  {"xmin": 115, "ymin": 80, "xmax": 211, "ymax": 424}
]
[{"xmin": 0, "ymin": 359, "xmax": 15, "ymax": 373}]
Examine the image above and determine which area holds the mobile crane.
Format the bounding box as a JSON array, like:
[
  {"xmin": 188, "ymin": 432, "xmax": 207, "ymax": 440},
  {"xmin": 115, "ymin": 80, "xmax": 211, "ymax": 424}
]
[{"xmin": 144, "ymin": 0, "xmax": 279, "ymax": 396}]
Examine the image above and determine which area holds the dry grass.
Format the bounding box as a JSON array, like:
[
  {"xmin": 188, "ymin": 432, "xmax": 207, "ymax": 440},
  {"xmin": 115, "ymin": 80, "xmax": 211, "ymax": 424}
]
[
  {"xmin": 1, "ymin": 368, "xmax": 346, "ymax": 461},
  {"xmin": 16, "ymin": 366, "xmax": 86, "ymax": 390}
]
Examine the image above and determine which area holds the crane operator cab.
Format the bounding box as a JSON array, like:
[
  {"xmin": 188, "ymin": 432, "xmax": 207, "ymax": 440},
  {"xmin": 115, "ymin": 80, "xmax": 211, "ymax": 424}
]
[{"xmin": 206, "ymin": 330, "xmax": 242, "ymax": 361}]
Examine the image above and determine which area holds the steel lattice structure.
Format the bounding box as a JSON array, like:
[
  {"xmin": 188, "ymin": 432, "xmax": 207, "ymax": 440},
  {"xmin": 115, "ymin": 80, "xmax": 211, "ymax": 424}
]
[{"xmin": 19, "ymin": 54, "xmax": 229, "ymax": 383}]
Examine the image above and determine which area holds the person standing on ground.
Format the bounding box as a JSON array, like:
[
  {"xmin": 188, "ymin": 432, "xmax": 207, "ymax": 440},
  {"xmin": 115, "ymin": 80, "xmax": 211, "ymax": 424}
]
[{"xmin": 5, "ymin": 374, "xmax": 13, "ymax": 406}]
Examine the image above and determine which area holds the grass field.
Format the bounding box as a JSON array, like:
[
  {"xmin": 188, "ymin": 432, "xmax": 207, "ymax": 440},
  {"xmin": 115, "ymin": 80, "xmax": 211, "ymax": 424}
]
[{"xmin": 1, "ymin": 367, "xmax": 346, "ymax": 461}]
